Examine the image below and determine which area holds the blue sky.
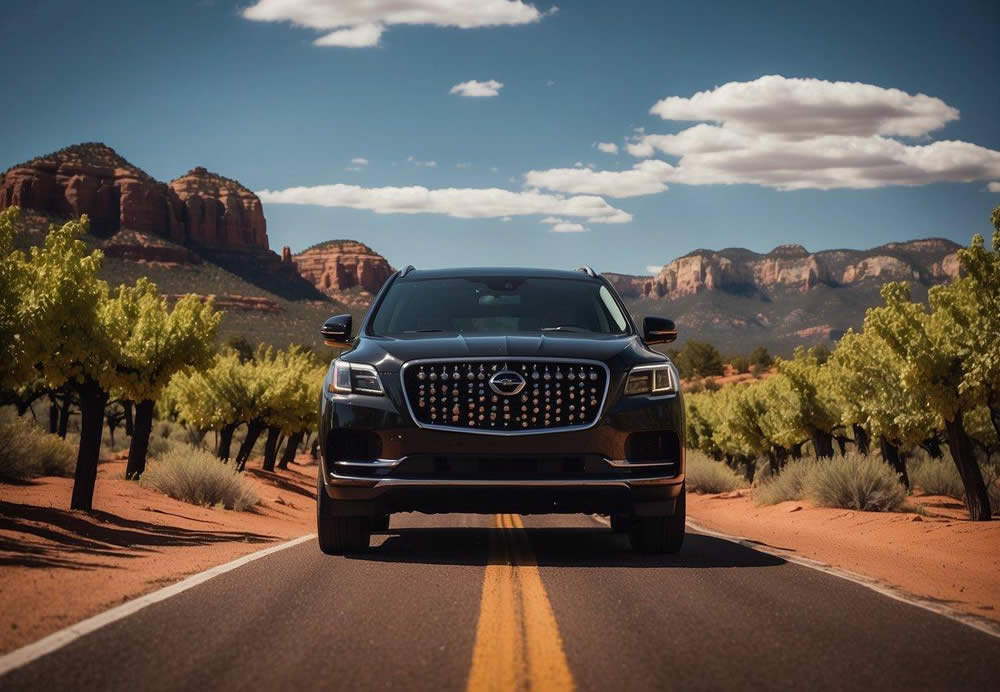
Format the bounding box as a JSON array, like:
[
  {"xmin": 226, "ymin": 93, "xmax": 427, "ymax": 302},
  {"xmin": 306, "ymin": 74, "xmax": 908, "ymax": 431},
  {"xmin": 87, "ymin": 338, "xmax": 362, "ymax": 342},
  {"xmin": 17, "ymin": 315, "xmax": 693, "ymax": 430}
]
[{"xmin": 1, "ymin": 0, "xmax": 998, "ymax": 274}]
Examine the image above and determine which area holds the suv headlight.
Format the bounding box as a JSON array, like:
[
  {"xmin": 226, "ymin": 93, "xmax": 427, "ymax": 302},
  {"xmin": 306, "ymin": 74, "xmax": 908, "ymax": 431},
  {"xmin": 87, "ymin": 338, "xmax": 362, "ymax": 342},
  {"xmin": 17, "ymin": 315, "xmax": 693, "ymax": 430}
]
[
  {"xmin": 330, "ymin": 361, "xmax": 384, "ymax": 395},
  {"xmin": 624, "ymin": 363, "xmax": 677, "ymax": 396}
]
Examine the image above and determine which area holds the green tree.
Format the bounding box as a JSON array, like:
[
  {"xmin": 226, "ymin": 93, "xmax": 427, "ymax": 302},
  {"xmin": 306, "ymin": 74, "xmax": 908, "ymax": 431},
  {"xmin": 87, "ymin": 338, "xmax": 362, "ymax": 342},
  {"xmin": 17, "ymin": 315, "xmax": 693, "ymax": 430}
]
[
  {"xmin": 16, "ymin": 216, "xmax": 118, "ymax": 510},
  {"xmin": 674, "ymin": 340, "xmax": 725, "ymax": 378},
  {"xmin": 749, "ymin": 346, "xmax": 773, "ymax": 370},
  {"xmin": 0, "ymin": 207, "xmax": 29, "ymax": 390},
  {"xmin": 777, "ymin": 348, "xmax": 842, "ymax": 458},
  {"xmin": 868, "ymin": 279, "xmax": 993, "ymax": 520},
  {"xmin": 105, "ymin": 279, "xmax": 222, "ymax": 478}
]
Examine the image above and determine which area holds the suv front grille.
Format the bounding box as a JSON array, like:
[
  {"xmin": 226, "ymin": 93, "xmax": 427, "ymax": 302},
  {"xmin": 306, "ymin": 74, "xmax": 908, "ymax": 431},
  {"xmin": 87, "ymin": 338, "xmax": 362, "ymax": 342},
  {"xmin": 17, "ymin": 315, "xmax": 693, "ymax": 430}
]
[{"xmin": 401, "ymin": 358, "xmax": 609, "ymax": 434}]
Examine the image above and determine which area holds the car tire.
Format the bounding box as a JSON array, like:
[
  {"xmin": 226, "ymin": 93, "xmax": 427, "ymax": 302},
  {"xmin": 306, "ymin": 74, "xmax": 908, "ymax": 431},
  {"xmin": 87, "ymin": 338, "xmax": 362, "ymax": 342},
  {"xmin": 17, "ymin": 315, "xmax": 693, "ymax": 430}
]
[
  {"xmin": 610, "ymin": 513, "xmax": 630, "ymax": 532},
  {"xmin": 317, "ymin": 476, "xmax": 370, "ymax": 554},
  {"xmin": 370, "ymin": 514, "xmax": 390, "ymax": 532},
  {"xmin": 628, "ymin": 486, "xmax": 685, "ymax": 554}
]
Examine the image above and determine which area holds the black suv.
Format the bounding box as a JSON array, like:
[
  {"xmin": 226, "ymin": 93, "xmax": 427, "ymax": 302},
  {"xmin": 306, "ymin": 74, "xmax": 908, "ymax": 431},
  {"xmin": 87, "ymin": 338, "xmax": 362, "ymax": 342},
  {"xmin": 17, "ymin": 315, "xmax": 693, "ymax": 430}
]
[{"xmin": 317, "ymin": 266, "xmax": 686, "ymax": 554}]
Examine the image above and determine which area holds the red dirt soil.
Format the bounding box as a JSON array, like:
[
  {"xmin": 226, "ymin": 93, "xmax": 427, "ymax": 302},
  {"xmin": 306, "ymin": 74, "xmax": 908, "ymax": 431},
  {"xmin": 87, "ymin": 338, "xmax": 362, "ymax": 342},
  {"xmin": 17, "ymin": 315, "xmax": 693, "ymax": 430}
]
[
  {"xmin": 0, "ymin": 457, "xmax": 316, "ymax": 654},
  {"xmin": 687, "ymin": 492, "xmax": 1000, "ymax": 623}
]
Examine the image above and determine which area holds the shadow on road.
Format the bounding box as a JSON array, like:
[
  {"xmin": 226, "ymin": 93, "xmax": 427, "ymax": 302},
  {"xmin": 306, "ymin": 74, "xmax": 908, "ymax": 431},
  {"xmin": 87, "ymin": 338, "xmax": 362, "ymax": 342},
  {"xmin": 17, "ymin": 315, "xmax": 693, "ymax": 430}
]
[
  {"xmin": 361, "ymin": 525, "xmax": 785, "ymax": 569},
  {"xmin": 0, "ymin": 500, "xmax": 276, "ymax": 570}
]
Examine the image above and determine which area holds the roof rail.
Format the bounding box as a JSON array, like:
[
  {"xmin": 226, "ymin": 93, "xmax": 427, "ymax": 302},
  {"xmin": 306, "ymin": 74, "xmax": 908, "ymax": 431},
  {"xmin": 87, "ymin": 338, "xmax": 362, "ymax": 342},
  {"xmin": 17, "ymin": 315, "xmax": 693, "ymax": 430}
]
[
  {"xmin": 400, "ymin": 265, "xmax": 416, "ymax": 277},
  {"xmin": 575, "ymin": 265, "xmax": 597, "ymax": 278}
]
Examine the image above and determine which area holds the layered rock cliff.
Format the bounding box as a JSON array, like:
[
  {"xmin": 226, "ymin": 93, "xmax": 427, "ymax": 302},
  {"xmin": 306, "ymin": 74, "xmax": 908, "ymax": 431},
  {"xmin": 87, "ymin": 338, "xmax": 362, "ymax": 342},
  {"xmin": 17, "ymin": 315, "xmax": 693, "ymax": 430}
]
[
  {"xmin": 0, "ymin": 144, "xmax": 268, "ymax": 251},
  {"xmin": 607, "ymin": 239, "xmax": 960, "ymax": 301},
  {"xmin": 293, "ymin": 240, "xmax": 394, "ymax": 301}
]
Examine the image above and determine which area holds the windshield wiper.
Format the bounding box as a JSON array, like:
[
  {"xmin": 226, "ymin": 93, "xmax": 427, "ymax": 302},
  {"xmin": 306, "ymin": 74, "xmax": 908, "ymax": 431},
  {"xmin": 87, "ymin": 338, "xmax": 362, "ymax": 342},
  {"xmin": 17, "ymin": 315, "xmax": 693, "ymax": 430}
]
[
  {"xmin": 403, "ymin": 328, "xmax": 445, "ymax": 333},
  {"xmin": 540, "ymin": 325, "xmax": 590, "ymax": 333}
]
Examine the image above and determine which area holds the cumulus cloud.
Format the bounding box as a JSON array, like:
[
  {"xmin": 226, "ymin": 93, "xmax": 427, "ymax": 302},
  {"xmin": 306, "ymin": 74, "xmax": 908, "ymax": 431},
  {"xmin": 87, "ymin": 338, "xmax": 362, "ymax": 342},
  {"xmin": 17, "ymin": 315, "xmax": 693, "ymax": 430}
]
[
  {"xmin": 530, "ymin": 76, "xmax": 1000, "ymax": 195},
  {"xmin": 540, "ymin": 217, "xmax": 587, "ymax": 232},
  {"xmin": 242, "ymin": 0, "xmax": 549, "ymax": 47},
  {"xmin": 524, "ymin": 160, "xmax": 673, "ymax": 198},
  {"xmin": 351, "ymin": 157, "xmax": 369, "ymax": 165},
  {"xmin": 989, "ymin": 182, "xmax": 1000, "ymax": 192},
  {"xmin": 257, "ymin": 184, "xmax": 632, "ymax": 224},
  {"xmin": 649, "ymin": 75, "xmax": 959, "ymax": 137},
  {"xmin": 450, "ymin": 79, "xmax": 504, "ymax": 97},
  {"xmin": 595, "ymin": 142, "xmax": 619, "ymax": 155}
]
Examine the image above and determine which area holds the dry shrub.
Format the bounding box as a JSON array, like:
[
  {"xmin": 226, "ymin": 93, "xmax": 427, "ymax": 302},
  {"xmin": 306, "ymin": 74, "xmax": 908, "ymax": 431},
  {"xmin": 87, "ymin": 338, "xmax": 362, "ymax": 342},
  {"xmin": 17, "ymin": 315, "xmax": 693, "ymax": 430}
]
[
  {"xmin": 808, "ymin": 452, "xmax": 906, "ymax": 512},
  {"xmin": 685, "ymin": 449, "xmax": 747, "ymax": 494},
  {"xmin": 0, "ymin": 415, "xmax": 76, "ymax": 481},
  {"xmin": 141, "ymin": 443, "xmax": 258, "ymax": 511}
]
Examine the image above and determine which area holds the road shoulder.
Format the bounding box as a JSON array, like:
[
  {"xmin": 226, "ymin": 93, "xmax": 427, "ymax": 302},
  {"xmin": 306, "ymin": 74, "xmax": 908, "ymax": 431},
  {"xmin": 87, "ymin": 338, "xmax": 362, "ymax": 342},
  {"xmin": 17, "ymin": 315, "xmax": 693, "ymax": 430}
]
[{"xmin": 687, "ymin": 492, "xmax": 1000, "ymax": 624}]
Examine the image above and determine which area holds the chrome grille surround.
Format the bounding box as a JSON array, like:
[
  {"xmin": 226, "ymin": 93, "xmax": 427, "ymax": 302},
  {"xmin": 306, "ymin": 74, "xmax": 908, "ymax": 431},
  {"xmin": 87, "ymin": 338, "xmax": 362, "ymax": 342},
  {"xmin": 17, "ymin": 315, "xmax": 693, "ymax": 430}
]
[{"xmin": 400, "ymin": 357, "xmax": 611, "ymax": 435}]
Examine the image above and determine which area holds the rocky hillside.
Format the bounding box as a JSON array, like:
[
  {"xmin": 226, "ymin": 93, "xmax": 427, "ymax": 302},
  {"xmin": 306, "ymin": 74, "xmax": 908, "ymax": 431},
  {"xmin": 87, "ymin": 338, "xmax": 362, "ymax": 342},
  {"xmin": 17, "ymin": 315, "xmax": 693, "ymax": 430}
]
[
  {"xmin": 170, "ymin": 167, "xmax": 268, "ymax": 249},
  {"xmin": 605, "ymin": 239, "xmax": 960, "ymax": 300},
  {"xmin": 293, "ymin": 240, "xmax": 395, "ymax": 307},
  {"xmin": 608, "ymin": 239, "xmax": 962, "ymax": 354}
]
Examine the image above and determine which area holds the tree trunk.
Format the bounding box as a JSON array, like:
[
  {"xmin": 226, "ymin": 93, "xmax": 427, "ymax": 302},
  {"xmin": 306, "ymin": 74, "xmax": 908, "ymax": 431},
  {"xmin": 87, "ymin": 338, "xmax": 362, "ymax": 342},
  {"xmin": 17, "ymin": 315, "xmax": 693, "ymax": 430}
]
[
  {"xmin": 852, "ymin": 424, "xmax": 870, "ymax": 456},
  {"xmin": 58, "ymin": 393, "xmax": 71, "ymax": 438},
  {"xmin": 217, "ymin": 423, "xmax": 237, "ymax": 462},
  {"xmin": 811, "ymin": 429, "xmax": 835, "ymax": 459},
  {"xmin": 944, "ymin": 413, "xmax": 992, "ymax": 521},
  {"xmin": 235, "ymin": 420, "xmax": 265, "ymax": 471},
  {"xmin": 879, "ymin": 437, "xmax": 910, "ymax": 488},
  {"xmin": 278, "ymin": 430, "xmax": 304, "ymax": 470},
  {"xmin": 310, "ymin": 436, "xmax": 320, "ymax": 460},
  {"xmin": 261, "ymin": 425, "xmax": 282, "ymax": 472},
  {"xmin": 124, "ymin": 399, "xmax": 154, "ymax": 479},
  {"xmin": 834, "ymin": 436, "xmax": 847, "ymax": 456},
  {"xmin": 123, "ymin": 400, "xmax": 134, "ymax": 437},
  {"xmin": 921, "ymin": 436, "xmax": 943, "ymax": 460},
  {"xmin": 789, "ymin": 442, "xmax": 803, "ymax": 460},
  {"xmin": 70, "ymin": 379, "xmax": 109, "ymax": 511},
  {"xmin": 49, "ymin": 396, "xmax": 59, "ymax": 434},
  {"xmin": 107, "ymin": 414, "xmax": 117, "ymax": 448}
]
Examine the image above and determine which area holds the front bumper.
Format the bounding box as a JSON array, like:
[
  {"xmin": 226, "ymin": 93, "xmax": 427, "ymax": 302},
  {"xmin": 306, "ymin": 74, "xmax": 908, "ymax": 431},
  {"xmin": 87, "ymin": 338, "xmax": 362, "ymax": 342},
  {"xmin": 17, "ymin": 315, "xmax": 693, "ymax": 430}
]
[{"xmin": 319, "ymin": 371, "xmax": 685, "ymax": 516}]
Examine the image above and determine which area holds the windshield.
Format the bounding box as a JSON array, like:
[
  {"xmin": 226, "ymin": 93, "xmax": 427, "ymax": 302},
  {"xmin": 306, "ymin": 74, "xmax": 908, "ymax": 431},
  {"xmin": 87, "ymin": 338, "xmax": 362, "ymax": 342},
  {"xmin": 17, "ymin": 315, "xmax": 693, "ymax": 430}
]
[{"xmin": 369, "ymin": 276, "xmax": 631, "ymax": 337}]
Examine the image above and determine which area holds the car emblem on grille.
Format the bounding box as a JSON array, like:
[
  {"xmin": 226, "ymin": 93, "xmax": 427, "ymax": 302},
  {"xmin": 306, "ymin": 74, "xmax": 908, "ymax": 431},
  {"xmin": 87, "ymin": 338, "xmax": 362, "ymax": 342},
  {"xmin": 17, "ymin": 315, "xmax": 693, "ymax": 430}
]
[{"xmin": 488, "ymin": 370, "xmax": 526, "ymax": 396}]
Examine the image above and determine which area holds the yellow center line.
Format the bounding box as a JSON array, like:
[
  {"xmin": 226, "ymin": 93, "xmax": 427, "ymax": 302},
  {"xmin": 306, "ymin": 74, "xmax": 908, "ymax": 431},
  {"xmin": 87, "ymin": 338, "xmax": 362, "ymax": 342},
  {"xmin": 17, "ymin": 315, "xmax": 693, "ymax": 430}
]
[{"xmin": 466, "ymin": 514, "xmax": 575, "ymax": 692}]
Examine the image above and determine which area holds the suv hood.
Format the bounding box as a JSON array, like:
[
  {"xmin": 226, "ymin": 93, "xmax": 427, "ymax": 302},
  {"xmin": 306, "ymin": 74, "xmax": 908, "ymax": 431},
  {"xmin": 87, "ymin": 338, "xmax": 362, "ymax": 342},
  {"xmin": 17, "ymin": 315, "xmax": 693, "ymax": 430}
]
[{"xmin": 349, "ymin": 334, "xmax": 641, "ymax": 372}]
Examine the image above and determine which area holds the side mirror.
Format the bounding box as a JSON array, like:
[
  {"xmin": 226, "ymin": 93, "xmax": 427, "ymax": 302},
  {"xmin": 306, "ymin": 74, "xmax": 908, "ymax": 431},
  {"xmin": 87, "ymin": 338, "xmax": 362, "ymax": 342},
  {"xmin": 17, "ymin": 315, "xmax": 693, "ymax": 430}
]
[
  {"xmin": 643, "ymin": 316, "xmax": 677, "ymax": 345},
  {"xmin": 321, "ymin": 314, "xmax": 353, "ymax": 348}
]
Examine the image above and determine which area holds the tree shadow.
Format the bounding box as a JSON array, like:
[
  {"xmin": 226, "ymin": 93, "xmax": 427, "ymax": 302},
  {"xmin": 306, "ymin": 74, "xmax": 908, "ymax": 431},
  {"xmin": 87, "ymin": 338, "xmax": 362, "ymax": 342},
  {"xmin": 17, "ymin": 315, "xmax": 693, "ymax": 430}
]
[
  {"xmin": 358, "ymin": 525, "xmax": 786, "ymax": 569},
  {"xmin": 0, "ymin": 500, "xmax": 277, "ymax": 571},
  {"xmin": 246, "ymin": 468, "xmax": 316, "ymax": 501}
]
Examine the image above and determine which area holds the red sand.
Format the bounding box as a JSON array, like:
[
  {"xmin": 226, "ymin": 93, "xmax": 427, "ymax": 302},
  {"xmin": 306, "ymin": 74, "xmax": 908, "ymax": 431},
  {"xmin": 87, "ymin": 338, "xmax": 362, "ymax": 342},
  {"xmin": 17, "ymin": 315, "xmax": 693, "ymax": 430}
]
[{"xmin": 688, "ymin": 491, "xmax": 1000, "ymax": 622}]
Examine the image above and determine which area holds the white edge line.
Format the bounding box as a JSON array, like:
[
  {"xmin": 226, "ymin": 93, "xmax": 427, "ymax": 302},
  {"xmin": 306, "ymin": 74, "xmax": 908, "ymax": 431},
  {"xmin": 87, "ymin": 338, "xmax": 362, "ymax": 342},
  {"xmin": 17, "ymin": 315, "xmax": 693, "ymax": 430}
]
[
  {"xmin": 0, "ymin": 533, "xmax": 317, "ymax": 678},
  {"xmin": 591, "ymin": 513, "xmax": 1000, "ymax": 639}
]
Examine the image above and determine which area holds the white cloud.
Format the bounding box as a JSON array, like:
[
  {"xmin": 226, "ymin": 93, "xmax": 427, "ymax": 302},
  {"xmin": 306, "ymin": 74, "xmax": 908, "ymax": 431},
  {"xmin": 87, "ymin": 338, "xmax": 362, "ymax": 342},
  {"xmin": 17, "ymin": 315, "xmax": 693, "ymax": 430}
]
[
  {"xmin": 501, "ymin": 216, "xmax": 512, "ymax": 222},
  {"xmin": 456, "ymin": 162, "xmax": 471, "ymax": 168},
  {"xmin": 257, "ymin": 184, "xmax": 632, "ymax": 224},
  {"xmin": 450, "ymin": 79, "xmax": 504, "ymax": 98},
  {"xmin": 351, "ymin": 157, "xmax": 369, "ymax": 165},
  {"xmin": 595, "ymin": 142, "xmax": 619, "ymax": 155},
  {"xmin": 989, "ymin": 182, "xmax": 1000, "ymax": 192},
  {"xmin": 407, "ymin": 155, "xmax": 437, "ymax": 168},
  {"xmin": 540, "ymin": 216, "xmax": 588, "ymax": 232},
  {"xmin": 529, "ymin": 76, "xmax": 1000, "ymax": 194},
  {"xmin": 313, "ymin": 22, "xmax": 384, "ymax": 47},
  {"xmin": 646, "ymin": 265, "xmax": 663, "ymax": 275},
  {"xmin": 524, "ymin": 160, "xmax": 674, "ymax": 198},
  {"xmin": 650, "ymin": 75, "xmax": 959, "ymax": 137},
  {"xmin": 242, "ymin": 0, "xmax": 548, "ymax": 47}
]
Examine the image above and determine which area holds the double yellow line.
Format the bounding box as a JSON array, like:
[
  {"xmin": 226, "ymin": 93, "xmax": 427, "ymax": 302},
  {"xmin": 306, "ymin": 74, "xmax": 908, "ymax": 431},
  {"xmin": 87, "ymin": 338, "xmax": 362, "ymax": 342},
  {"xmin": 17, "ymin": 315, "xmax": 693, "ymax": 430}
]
[{"xmin": 466, "ymin": 514, "xmax": 575, "ymax": 692}]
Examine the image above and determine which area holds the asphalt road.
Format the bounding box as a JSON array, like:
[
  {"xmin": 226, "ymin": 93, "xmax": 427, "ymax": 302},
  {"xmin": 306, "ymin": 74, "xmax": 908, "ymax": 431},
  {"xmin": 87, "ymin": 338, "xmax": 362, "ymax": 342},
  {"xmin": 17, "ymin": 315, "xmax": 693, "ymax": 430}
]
[{"xmin": 3, "ymin": 512, "xmax": 999, "ymax": 691}]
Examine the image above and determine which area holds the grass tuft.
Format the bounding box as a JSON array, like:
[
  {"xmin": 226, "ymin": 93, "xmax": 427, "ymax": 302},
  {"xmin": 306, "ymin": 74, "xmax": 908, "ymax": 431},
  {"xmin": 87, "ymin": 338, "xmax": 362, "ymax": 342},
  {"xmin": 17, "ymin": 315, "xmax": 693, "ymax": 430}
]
[
  {"xmin": 753, "ymin": 458, "xmax": 820, "ymax": 506},
  {"xmin": 141, "ymin": 443, "xmax": 258, "ymax": 511},
  {"xmin": 909, "ymin": 456, "xmax": 964, "ymax": 498},
  {"xmin": 807, "ymin": 452, "xmax": 906, "ymax": 512},
  {"xmin": 685, "ymin": 449, "xmax": 747, "ymax": 494},
  {"xmin": 0, "ymin": 415, "xmax": 76, "ymax": 481}
]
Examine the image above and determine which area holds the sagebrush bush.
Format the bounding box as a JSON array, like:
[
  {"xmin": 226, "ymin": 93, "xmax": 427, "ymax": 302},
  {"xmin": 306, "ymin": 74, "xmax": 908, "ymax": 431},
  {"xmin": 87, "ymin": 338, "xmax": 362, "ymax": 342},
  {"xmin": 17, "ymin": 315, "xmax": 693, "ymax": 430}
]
[
  {"xmin": 685, "ymin": 449, "xmax": 747, "ymax": 493},
  {"xmin": 808, "ymin": 452, "xmax": 906, "ymax": 512},
  {"xmin": 754, "ymin": 453, "xmax": 906, "ymax": 511},
  {"xmin": 909, "ymin": 456, "xmax": 964, "ymax": 498},
  {"xmin": 141, "ymin": 444, "xmax": 258, "ymax": 511},
  {"xmin": 146, "ymin": 434, "xmax": 172, "ymax": 459},
  {"xmin": 753, "ymin": 458, "xmax": 820, "ymax": 505},
  {"xmin": 0, "ymin": 416, "xmax": 76, "ymax": 481}
]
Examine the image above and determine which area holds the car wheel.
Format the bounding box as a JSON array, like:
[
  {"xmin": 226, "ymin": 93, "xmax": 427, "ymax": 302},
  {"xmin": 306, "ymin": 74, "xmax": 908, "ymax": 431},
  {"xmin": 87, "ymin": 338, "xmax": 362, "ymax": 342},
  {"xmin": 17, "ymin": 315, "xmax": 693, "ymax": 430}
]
[
  {"xmin": 610, "ymin": 513, "xmax": 630, "ymax": 532},
  {"xmin": 317, "ymin": 476, "xmax": 370, "ymax": 554},
  {"xmin": 370, "ymin": 514, "xmax": 390, "ymax": 532},
  {"xmin": 628, "ymin": 486, "xmax": 685, "ymax": 554}
]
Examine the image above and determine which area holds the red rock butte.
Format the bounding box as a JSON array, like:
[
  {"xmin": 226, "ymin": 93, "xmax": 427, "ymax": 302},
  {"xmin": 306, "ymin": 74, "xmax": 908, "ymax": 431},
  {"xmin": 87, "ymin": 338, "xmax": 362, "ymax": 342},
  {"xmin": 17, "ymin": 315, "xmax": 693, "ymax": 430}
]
[
  {"xmin": 293, "ymin": 240, "xmax": 394, "ymax": 296},
  {"xmin": 0, "ymin": 143, "xmax": 268, "ymax": 251}
]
